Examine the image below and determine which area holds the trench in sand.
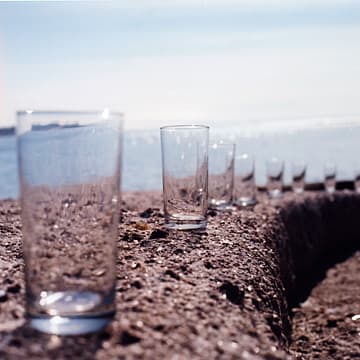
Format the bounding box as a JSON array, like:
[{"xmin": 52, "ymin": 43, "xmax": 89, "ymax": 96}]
[{"xmin": 279, "ymin": 191, "xmax": 360, "ymax": 357}]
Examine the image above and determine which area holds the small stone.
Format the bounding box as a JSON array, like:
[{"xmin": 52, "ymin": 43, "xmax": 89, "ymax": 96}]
[
  {"xmin": 219, "ymin": 281, "xmax": 244, "ymax": 306},
  {"xmin": 7, "ymin": 284, "xmax": 21, "ymax": 294},
  {"xmin": 130, "ymin": 232, "xmax": 144, "ymax": 241},
  {"xmin": 119, "ymin": 330, "xmax": 141, "ymax": 346},
  {"xmin": 164, "ymin": 269, "xmax": 181, "ymax": 280},
  {"xmin": 174, "ymin": 248, "xmax": 184, "ymax": 255},
  {"xmin": 139, "ymin": 208, "xmax": 153, "ymax": 218},
  {"xmin": 9, "ymin": 338, "xmax": 21, "ymax": 347},
  {"xmin": 149, "ymin": 229, "xmax": 168, "ymax": 239},
  {"xmin": 93, "ymin": 269, "xmax": 106, "ymax": 277},
  {"xmin": 30, "ymin": 343, "xmax": 43, "ymax": 354},
  {"xmin": 140, "ymin": 240, "xmax": 151, "ymax": 247},
  {"xmin": 11, "ymin": 306, "xmax": 24, "ymax": 319},
  {"xmin": 208, "ymin": 209, "xmax": 217, "ymax": 216},
  {"xmin": 131, "ymin": 280, "xmax": 143, "ymax": 289},
  {"xmin": 135, "ymin": 222, "xmax": 151, "ymax": 231},
  {"xmin": 47, "ymin": 335, "xmax": 62, "ymax": 350},
  {"xmin": 327, "ymin": 318, "xmax": 337, "ymax": 327},
  {"xmin": 0, "ymin": 289, "xmax": 8, "ymax": 302},
  {"xmin": 135, "ymin": 320, "xmax": 144, "ymax": 328}
]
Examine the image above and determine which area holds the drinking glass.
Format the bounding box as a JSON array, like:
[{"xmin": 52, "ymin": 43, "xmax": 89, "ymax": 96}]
[
  {"xmin": 354, "ymin": 169, "xmax": 360, "ymax": 193},
  {"xmin": 291, "ymin": 161, "xmax": 306, "ymax": 194},
  {"xmin": 208, "ymin": 143, "xmax": 235, "ymax": 210},
  {"xmin": 266, "ymin": 157, "xmax": 284, "ymax": 198},
  {"xmin": 160, "ymin": 125, "xmax": 209, "ymax": 230},
  {"xmin": 324, "ymin": 162, "xmax": 336, "ymax": 193},
  {"xmin": 17, "ymin": 110, "xmax": 123, "ymax": 335},
  {"xmin": 234, "ymin": 153, "xmax": 257, "ymax": 207}
]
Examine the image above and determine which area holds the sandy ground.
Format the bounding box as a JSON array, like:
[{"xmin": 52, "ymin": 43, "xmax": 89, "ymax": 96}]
[
  {"xmin": 0, "ymin": 190, "xmax": 359, "ymax": 359},
  {"xmin": 290, "ymin": 251, "xmax": 360, "ymax": 359}
]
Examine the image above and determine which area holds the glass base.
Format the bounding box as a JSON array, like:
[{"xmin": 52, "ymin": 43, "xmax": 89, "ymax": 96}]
[
  {"xmin": 29, "ymin": 314, "xmax": 113, "ymax": 335},
  {"xmin": 209, "ymin": 204, "xmax": 234, "ymax": 211},
  {"xmin": 267, "ymin": 189, "xmax": 283, "ymax": 199},
  {"xmin": 293, "ymin": 187, "xmax": 304, "ymax": 194},
  {"xmin": 27, "ymin": 290, "xmax": 114, "ymax": 335},
  {"xmin": 325, "ymin": 186, "xmax": 335, "ymax": 194},
  {"xmin": 164, "ymin": 217, "xmax": 207, "ymax": 230},
  {"xmin": 235, "ymin": 197, "xmax": 257, "ymax": 207}
]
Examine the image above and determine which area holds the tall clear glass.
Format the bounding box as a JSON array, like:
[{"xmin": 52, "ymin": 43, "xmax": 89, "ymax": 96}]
[
  {"xmin": 354, "ymin": 170, "xmax": 360, "ymax": 193},
  {"xmin": 17, "ymin": 110, "xmax": 123, "ymax": 335},
  {"xmin": 160, "ymin": 125, "xmax": 209, "ymax": 230},
  {"xmin": 208, "ymin": 143, "xmax": 235, "ymax": 210},
  {"xmin": 291, "ymin": 160, "xmax": 306, "ymax": 194},
  {"xmin": 324, "ymin": 162, "xmax": 336, "ymax": 193},
  {"xmin": 234, "ymin": 153, "xmax": 257, "ymax": 207},
  {"xmin": 266, "ymin": 157, "xmax": 284, "ymax": 198}
]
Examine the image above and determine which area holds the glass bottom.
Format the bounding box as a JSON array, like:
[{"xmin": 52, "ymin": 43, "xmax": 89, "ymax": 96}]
[
  {"xmin": 324, "ymin": 179, "xmax": 336, "ymax": 193},
  {"xmin": 293, "ymin": 187, "xmax": 305, "ymax": 194},
  {"xmin": 27, "ymin": 290, "xmax": 114, "ymax": 335},
  {"xmin": 29, "ymin": 314, "xmax": 113, "ymax": 335},
  {"xmin": 267, "ymin": 189, "xmax": 283, "ymax": 199},
  {"xmin": 164, "ymin": 215, "xmax": 206, "ymax": 230},
  {"xmin": 235, "ymin": 197, "xmax": 257, "ymax": 207},
  {"xmin": 209, "ymin": 199, "xmax": 233, "ymax": 211},
  {"xmin": 325, "ymin": 186, "xmax": 336, "ymax": 194}
]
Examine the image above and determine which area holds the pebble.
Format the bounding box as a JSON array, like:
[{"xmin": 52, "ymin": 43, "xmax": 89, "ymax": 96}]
[
  {"xmin": 135, "ymin": 222, "xmax": 151, "ymax": 231},
  {"xmin": 93, "ymin": 269, "xmax": 106, "ymax": 277},
  {"xmin": 47, "ymin": 335, "xmax": 62, "ymax": 351},
  {"xmin": 0, "ymin": 289, "xmax": 8, "ymax": 302},
  {"xmin": 149, "ymin": 229, "xmax": 168, "ymax": 239},
  {"xmin": 139, "ymin": 208, "xmax": 153, "ymax": 218},
  {"xmin": 7, "ymin": 284, "xmax": 20, "ymax": 294},
  {"xmin": 216, "ymin": 340, "xmax": 239, "ymax": 355},
  {"xmin": 135, "ymin": 320, "xmax": 144, "ymax": 328}
]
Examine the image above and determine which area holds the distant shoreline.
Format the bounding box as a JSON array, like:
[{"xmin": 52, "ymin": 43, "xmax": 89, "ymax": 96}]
[{"xmin": 0, "ymin": 127, "xmax": 15, "ymax": 136}]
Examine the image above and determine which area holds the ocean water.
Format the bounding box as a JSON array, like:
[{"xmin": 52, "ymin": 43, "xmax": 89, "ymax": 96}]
[{"xmin": 1, "ymin": 124, "xmax": 360, "ymax": 199}]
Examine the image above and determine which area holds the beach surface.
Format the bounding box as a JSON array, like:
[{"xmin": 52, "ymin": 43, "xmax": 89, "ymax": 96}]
[{"xmin": 0, "ymin": 191, "xmax": 359, "ymax": 359}]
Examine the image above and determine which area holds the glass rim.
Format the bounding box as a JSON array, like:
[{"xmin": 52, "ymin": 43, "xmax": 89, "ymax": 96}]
[
  {"xmin": 236, "ymin": 153, "xmax": 253, "ymax": 159},
  {"xmin": 210, "ymin": 142, "xmax": 236, "ymax": 147},
  {"xmin": 160, "ymin": 124, "xmax": 209, "ymax": 131},
  {"xmin": 16, "ymin": 110, "xmax": 124, "ymax": 117},
  {"xmin": 266, "ymin": 157, "xmax": 284, "ymax": 163}
]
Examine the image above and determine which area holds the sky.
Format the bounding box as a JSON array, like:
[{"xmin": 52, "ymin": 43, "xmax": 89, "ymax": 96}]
[{"xmin": 0, "ymin": 0, "xmax": 360, "ymax": 130}]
